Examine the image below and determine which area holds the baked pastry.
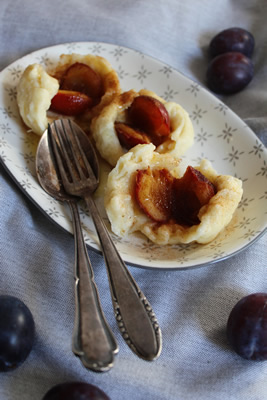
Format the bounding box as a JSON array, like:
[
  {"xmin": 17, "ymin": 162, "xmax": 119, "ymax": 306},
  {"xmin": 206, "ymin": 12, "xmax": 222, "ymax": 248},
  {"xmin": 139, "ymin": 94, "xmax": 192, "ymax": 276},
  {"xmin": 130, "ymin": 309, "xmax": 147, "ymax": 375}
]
[
  {"xmin": 105, "ymin": 143, "xmax": 243, "ymax": 245},
  {"xmin": 91, "ymin": 89, "xmax": 194, "ymax": 166},
  {"xmin": 17, "ymin": 63, "xmax": 59, "ymax": 136},
  {"xmin": 17, "ymin": 53, "xmax": 121, "ymax": 136}
]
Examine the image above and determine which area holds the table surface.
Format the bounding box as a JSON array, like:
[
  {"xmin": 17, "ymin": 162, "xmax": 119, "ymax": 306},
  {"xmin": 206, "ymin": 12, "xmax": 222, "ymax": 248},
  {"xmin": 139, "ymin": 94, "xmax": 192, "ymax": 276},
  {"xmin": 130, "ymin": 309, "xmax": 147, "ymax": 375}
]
[{"xmin": 0, "ymin": 1, "xmax": 266, "ymax": 399}]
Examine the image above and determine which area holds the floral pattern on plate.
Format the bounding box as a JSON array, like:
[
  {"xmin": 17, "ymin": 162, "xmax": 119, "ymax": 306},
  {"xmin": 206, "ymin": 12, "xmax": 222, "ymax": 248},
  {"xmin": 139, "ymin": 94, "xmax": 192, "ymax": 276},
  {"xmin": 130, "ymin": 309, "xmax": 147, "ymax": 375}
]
[{"xmin": 0, "ymin": 42, "xmax": 266, "ymax": 269}]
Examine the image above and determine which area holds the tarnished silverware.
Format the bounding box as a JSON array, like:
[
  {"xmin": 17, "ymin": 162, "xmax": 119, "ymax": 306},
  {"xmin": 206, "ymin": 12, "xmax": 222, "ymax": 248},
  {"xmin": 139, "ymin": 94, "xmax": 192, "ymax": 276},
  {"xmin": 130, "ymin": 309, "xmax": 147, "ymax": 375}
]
[
  {"xmin": 49, "ymin": 118, "xmax": 162, "ymax": 361},
  {"xmin": 36, "ymin": 128, "xmax": 118, "ymax": 372}
]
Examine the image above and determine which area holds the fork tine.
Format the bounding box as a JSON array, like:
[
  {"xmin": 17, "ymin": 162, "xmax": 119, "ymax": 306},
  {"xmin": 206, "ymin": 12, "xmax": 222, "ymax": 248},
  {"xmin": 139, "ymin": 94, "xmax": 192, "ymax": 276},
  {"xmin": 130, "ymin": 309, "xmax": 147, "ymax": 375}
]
[
  {"xmin": 48, "ymin": 123, "xmax": 72, "ymax": 186},
  {"xmin": 49, "ymin": 119, "xmax": 99, "ymax": 196},
  {"xmin": 59, "ymin": 119, "xmax": 85, "ymax": 180},
  {"xmin": 66, "ymin": 119, "xmax": 96, "ymax": 181},
  {"xmin": 55, "ymin": 120, "xmax": 78, "ymax": 183}
]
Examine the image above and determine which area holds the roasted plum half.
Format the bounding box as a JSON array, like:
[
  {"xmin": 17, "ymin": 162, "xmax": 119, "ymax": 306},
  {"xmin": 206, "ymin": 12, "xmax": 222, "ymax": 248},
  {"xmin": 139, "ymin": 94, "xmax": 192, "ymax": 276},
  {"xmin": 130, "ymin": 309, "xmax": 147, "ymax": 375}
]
[
  {"xmin": 115, "ymin": 95, "xmax": 171, "ymax": 149},
  {"xmin": 135, "ymin": 166, "xmax": 216, "ymax": 226}
]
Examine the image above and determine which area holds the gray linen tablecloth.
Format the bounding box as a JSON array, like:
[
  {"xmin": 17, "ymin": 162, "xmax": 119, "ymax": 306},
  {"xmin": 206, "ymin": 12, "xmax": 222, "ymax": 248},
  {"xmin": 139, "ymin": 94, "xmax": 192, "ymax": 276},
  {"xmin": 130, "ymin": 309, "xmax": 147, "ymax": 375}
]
[{"xmin": 0, "ymin": 0, "xmax": 266, "ymax": 399}]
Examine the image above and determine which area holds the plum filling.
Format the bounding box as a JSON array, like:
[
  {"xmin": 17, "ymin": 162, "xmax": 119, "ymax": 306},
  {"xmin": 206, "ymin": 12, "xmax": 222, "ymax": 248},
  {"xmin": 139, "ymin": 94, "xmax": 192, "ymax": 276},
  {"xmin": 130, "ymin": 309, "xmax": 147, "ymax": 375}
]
[
  {"xmin": 50, "ymin": 62, "xmax": 103, "ymax": 115},
  {"xmin": 50, "ymin": 90, "xmax": 93, "ymax": 116},
  {"xmin": 60, "ymin": 62, "xmax": 103, "ymax": 101},
  {"xmin": 135, "ymin": 167, "xmax": 174, "ymax": 223},
  {"xmin": 135, "ymin": 166, "xmax": 216, "ymax": 226},
  {"xmin": 115, "ymin": 122, "xmax": 151, "ymax": 150},
  {"xmin": 115, "ymin": 95, "xmax": 171, "ymax": 149}
]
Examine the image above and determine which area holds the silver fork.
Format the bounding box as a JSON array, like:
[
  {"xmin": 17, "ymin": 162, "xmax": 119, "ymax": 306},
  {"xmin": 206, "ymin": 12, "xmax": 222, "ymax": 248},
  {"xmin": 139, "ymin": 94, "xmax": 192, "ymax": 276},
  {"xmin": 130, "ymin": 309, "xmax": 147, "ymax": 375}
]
[
  {"xmin": 49, "ymin": 118, "xmax": 162, "ymax": 361},
  {"xmin": 47, "ymin": 124, "xmax": 118, "ymax": 373}
]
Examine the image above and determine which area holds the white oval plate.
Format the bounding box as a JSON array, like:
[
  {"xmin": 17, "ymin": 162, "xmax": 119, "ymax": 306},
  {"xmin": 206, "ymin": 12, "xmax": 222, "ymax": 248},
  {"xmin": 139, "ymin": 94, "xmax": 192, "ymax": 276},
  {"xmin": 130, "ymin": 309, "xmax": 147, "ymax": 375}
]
[{"xmin": 0, "ymin": 42, "xmax": 266, "ymax": 269}]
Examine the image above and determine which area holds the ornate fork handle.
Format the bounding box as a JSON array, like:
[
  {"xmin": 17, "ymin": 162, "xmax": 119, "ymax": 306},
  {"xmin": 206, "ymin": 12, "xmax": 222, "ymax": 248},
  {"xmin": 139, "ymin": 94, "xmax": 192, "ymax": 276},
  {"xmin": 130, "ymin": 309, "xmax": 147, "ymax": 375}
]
[
  {"xmin": 84, "ymin": 195, "xmax": 162, "ymax": 361},
  {"xmin": 68, "ymin": 200, "xmax": 118, "ymax": 372}
]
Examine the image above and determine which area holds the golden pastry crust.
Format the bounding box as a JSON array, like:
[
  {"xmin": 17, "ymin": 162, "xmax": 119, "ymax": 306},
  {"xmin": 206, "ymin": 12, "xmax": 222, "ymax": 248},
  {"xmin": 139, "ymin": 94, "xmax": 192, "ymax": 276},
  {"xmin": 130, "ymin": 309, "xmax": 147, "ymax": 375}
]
[
  {"xmin": 91, "ymin": 89, "xmax": 194, "ymax": 166},
  {"xmin": 17, "ymin": 64, "xmax": 59, "ymax": 136},
  {"xmin": 105, "ymin": 144, "xmax": 243, "ymax": 245},
  {"xmin": 91, "ymin": 90, "xmax": 137, "ymax": 166},
  {"xmin": 51, "ymin": 53, "xmax": 121, "ymax": 123}
]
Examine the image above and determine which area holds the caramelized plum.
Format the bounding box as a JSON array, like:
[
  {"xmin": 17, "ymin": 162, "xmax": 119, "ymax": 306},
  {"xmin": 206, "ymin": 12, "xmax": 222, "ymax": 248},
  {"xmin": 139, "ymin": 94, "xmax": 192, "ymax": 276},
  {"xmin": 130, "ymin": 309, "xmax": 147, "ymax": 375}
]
[
  {"xmin": 172, "ymin": 166, "xmax": 216, "ymax": 225},
  {"xmin": 227, "ymin": 293, "xmax": 267, "ymax": 361},
  {"xmin": 209, "ymin": 27, "xmax": 255, "ymax": 58},
  {"xmin": 115, "ymin": 122, "xmax": 151, "ymax": 149},
  {"xmin": 128, "ymin": 95, "xmax": 171, "ymax": 137},
  {"xmin": 135, "ymin": 166, "xmax": 216, "ymax": 226},
  {"xmin": 50, "ymin": 90, "xmax": 93, "ymax": 115},
  {"xmin": 179, "ymin": 166, "xmax": 216, "ymax": 205},
  {"xmin": 60, "ymin": 62, "xmax": 103, "ymax": 101},
  {"xmin": 135, "ymin": 167, "xmax": 174, "ymax": 222},
  {"xmin": 206, "ymin": 52, "xmax": 254, "ymax": 94}
]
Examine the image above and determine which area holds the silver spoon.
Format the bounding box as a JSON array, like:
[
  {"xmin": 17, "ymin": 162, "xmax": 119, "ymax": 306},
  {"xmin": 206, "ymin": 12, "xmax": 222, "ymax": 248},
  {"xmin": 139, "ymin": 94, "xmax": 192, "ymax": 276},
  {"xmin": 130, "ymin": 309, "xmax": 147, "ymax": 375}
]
[{"xmin": 36, "ymin": 129, "xmax": 118, "ymax": 372}]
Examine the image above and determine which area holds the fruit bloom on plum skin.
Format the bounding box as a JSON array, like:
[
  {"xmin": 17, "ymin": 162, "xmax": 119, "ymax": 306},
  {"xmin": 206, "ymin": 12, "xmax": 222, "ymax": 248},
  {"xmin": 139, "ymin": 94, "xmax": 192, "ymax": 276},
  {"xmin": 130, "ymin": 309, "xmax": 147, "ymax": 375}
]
[
  {"xmin": 206, "ymin": 52, "xmax": 254, "ymax": 94},
  {"xmin": 42, "ymin": 382, "xmax": 110, "ymax": 400},
  {"xmin": 206, "ymin": 27, "xmax": 255, "ymax": 94},
  {"xmin": 0, "ymin": 295, "xmax": 35, "ymax": 372},
  {"xmin": 209, "ymin": 27, "xmax": 255, "ymax": 58},
  {"xmin": 226, "ymin": 293, "xmax": 267, "ymax": 361}
]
